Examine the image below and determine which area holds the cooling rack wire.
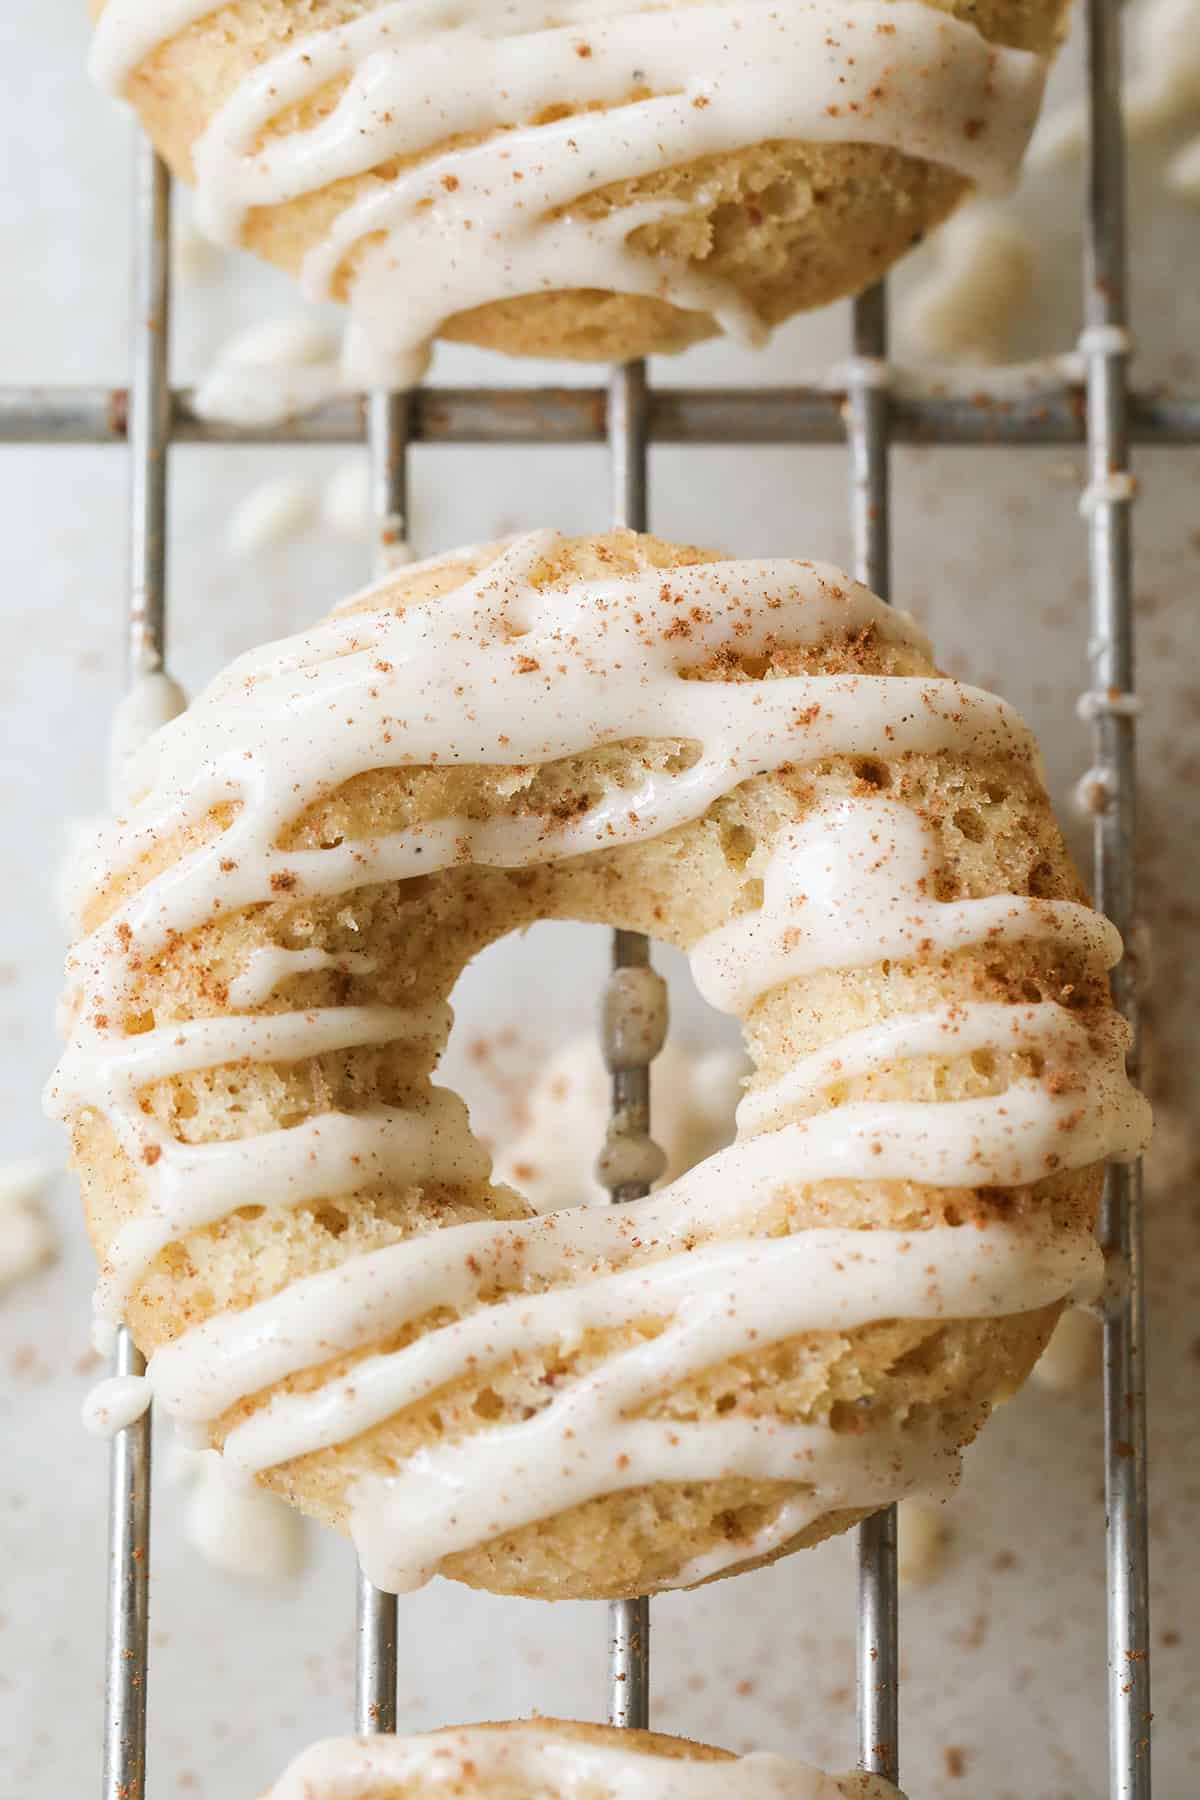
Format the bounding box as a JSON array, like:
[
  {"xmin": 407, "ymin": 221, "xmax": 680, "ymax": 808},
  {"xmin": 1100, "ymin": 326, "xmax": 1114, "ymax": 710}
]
[{"xmin": 3, "ymin": 0, "xmax": 1183, "ymax": 1792}]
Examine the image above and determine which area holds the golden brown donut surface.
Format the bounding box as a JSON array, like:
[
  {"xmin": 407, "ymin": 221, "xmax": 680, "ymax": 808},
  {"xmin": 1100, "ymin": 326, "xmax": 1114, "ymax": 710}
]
[
  {"xmin": 87, "ymin": 0, "xmax": 1070, "ymax": 371},
  {"xmin": 51, "ymin": 531, "xmax": 1148, "ymax": 1599}
]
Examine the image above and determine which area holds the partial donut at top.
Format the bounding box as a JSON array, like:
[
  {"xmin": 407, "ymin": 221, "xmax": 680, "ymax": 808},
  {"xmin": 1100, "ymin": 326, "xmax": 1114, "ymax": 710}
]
[
  {"xmin": 49, "ymin": 531, "xmax": 1149, "ymax": 1601},
  {"xmin": 88, "ymin": 0, "xmax": 1071, "ymax": 373}
]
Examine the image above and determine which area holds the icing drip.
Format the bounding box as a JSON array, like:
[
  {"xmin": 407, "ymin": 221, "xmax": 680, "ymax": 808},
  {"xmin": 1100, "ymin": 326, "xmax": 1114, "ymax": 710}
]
[
  {"xmin": 47, "ymin": 536, "xmax": 1149, "ymax": 1592},
  {"xmin": 263, "ymin": 1727, "xmax": 902, "ymax": 1799},
  {"xmin": 109, "ymin": 672, "xmax": 188, "ymax": 810},
  {"xmin": 91, "ymin": 0, "xmax": 1049, "ymax": 380},
  {"xmin": 82, "ymin": 1372, "xmax": 152, "ymax": 1436}
]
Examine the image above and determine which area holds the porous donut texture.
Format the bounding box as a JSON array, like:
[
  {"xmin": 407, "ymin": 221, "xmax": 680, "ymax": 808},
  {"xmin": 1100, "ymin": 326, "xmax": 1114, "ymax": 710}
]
[
  {"xmin": 258, "ymin": 1718, "xmax": 904, "ymax": 1798},
  {"xmin": 89, "ymin": 0, "xmax": 1070, "ymax": 363},
  {"xmin": 58, "ymin": 532, "xmax": 1138, "ymax": 1601}
]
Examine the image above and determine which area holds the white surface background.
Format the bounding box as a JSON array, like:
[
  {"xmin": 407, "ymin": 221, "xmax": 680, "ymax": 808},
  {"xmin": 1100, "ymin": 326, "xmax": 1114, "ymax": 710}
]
[{"xmin": 1, "ymin": 4, "xmax": 1198, "ymax": 1796}]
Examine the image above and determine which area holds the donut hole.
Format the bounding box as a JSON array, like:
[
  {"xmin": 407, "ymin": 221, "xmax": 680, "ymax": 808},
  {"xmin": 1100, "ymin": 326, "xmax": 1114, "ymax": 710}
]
[{"xmin": 442, "ymin": 919, "xmax": 743, "ymax": 1219}]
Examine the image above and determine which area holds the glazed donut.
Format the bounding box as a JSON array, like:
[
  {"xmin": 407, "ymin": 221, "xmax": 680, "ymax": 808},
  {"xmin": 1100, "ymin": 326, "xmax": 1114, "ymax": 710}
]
[
  {"xmin": 88, "ymin": 0, "xmax": 1069, "ymax": 377},
  {"xmin": 49, "ymin": 530, "xmax": 1149, "ymax": 1600},
  {"xmin": 260, "ymin": 1720, "xmax": 905, "ymax": 1798}
]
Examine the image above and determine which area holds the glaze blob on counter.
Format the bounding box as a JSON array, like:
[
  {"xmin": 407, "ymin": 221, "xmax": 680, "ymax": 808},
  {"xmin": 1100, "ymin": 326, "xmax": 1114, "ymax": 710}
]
[
  {"xmin": 49, "ymin": 530, "xmax": 1149, "ymax": 1600},
  {"xmin": 260, "ymin": 1720, "xmax": 904, "ymax": 1799},
  {"xmin": 88, "ymin": 0, "xmax": 1069, "ymax": 372}
]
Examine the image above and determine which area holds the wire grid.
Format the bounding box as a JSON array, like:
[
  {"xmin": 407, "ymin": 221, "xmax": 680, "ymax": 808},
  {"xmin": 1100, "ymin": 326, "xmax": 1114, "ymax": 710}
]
[{"xmin": 11, "ymin": 0, "xmax": 1164, "ymax": 1789}]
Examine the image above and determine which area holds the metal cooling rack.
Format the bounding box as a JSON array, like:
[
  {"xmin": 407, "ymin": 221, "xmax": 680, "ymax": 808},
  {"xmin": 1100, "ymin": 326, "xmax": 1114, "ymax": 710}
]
[{"xmin": 4, "ymin": 0, "xmax": 1173, "ymax": 1791}]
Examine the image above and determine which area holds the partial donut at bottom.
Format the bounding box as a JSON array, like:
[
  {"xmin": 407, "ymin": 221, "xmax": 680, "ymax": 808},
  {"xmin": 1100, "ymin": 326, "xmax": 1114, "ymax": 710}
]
[{"xmin": 259, "ymin": 1719, "xmax": 905, "ymax": 1798}]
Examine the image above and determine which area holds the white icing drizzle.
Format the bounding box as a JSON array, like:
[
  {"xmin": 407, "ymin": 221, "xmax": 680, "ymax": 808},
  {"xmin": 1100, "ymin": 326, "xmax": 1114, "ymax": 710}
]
[
  {"xmin": 47, "ymin": 536, "xmax": 1149, "ymax": 1592},
  {"xmin": 737, "ymin": 1000, "xmax": 1135, "ymax": 1152},
  {"xmin": 263, "ymin": 1727, "xmax": 902, "ymax": 1799},
  {"xmin": 91, "ymin": 0, "xmax": 1049, "ymax": 380},
  {"xmin": 691, "ymin": 798, "xmax": 1120, "ymax": 1016},
  {"xmin": 90, "ymin": 0, "xmax": 224, "ymax": 90},
  {"xmin": 82, "ymin": 1372, "xmax": 152, "ymax": 1436},
  {"xmin": 227, "ymin": 946, "xmax": 380, "ymax": 1009},
  {"xmin": 109, "ymin": 671, "xmax": 188, "ymax": 810}
]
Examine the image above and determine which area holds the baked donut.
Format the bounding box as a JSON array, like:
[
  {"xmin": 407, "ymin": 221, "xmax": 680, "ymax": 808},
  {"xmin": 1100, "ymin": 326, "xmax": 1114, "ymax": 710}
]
[
  {"xmin": 88, "ymin": 0, "xmax": 1069, "ymax": 377},
  {"xmin": 49, "ymin": 530, "xmax": 1149, "ymax": 1600},
  {"xmin": 260, "ymin": 1720, "xmax": 904, "ymax": 1798}
]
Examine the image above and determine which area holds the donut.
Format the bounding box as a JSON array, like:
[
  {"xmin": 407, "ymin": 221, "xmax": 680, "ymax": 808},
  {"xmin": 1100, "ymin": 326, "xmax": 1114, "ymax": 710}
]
[
  {"xmin": 49, "ymin": 530, "xmax": 1149, "ymax": 1601},
  {"xmin": 259, "ymin": 1719, "xmax": 905, "ymax": 1798},
  {"xmin": 88, "ymin": 0, "xmax": 1068, "ymax": 377}
]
